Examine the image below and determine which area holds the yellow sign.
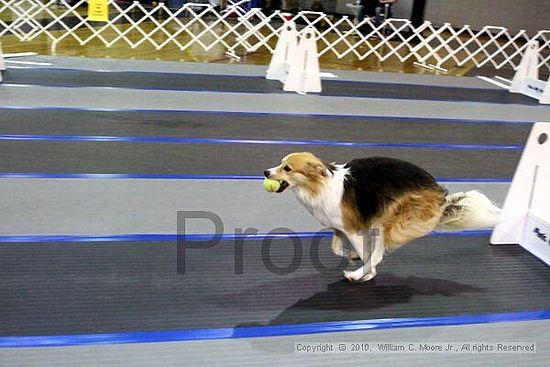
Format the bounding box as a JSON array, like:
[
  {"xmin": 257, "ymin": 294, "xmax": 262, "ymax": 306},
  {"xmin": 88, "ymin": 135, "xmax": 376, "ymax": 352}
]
[{"xmin": 88, "ymin": 0, "xmax": 109, "ymax": 22}]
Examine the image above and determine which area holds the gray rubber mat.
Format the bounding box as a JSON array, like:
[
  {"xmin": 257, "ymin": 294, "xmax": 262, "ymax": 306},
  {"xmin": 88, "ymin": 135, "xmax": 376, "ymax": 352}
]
[
  {"xmin": 0, "ymin": 110, "xmax": 532, "ymax": 146},
  {"xmin": 0, "ymin": 140, "xmax": 520, "ymax": 177},
  {"xmin": 2, "ymin": 69, "xmax": 537, "ymax": 105},
  {"xmin": 2, "ymin": 321, "xmax": 548, "ymax": 367},
  {"xmin": 1, "ymin": 320, "xmax": 548, "ymax": 367},
  {"xmin": 0, "ymin": 179, "xmax": 508, "ymax": 236},
  {"xmin": 1, "ymin": 236, "xmax": 548, "ymax": 336},
  {"xmin": 3, "ymin": 86, "xmax": 549, "ymax": 122}
]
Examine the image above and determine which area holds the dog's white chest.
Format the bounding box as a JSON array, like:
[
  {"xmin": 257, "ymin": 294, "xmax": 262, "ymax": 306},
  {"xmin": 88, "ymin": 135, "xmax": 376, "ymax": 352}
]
[
  {"xmin": 294, "ymin": 167, "xmax": 347, "ymax": 230},
  {"xmin": 310, "ymin": 200, "xmax": 343, "ymax": 229}
]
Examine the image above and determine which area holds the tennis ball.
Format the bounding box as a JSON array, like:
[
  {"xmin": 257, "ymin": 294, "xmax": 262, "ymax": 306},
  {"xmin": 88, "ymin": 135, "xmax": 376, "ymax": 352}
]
[{"xmin": 263, "ymin": 178, "xmax": 281, "ymax": 193}]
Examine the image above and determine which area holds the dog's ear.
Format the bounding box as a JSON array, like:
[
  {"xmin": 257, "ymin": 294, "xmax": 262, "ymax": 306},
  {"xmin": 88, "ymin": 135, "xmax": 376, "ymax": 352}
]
[{"xmin": 305, "ymin": 161, "xmax": 328, "ymax": 178}]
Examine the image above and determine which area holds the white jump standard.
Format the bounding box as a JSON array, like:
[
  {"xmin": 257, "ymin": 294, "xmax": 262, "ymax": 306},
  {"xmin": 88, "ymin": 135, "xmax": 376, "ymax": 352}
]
[
  {"xmin": 479, "ymin": 40, "xmax": 550, "ymax": 105},
  {"xmin": 491, "ymin": 122, "xmax": 550, "ymax": 265},
  {"xmin": 266, "ymin": 21, "xmax": 321, "ymax": 95}
]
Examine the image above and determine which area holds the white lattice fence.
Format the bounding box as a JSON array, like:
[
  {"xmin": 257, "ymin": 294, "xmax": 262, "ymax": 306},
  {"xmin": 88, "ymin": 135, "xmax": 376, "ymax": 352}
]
[{"xmin": 0, "ymin": 0, "xmax": 549, "ymax": 72}]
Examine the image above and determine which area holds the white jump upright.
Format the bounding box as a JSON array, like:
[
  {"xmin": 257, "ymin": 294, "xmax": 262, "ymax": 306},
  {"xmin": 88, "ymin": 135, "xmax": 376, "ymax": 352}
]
[
  {"xmin": 283, "ymin": 27, "xmax": 321, "ymax": 94},
  {"xmin": 478, "ymin": 40, "xmax": 550, "ymax": 104},
  {"xmin": 491, "ymin": 122, "xmax": 550, "ymax": 265},
  {"xmin": 0, "ymin": 41, "xmax": 5, "ymax": 83},
  {"xmin": 480, "ymin": 40, "xmax": 550, "ymax": 104},
  {"xmin": 509, "ymin": 40, "xmax": 550, "ymax": 104},
  {"xmin": 509, "ymin": 40, "xmax": 539, "ymax": 94},
  {"xmin": 266, "ymin": 21, "xmax": 298, "ymax": 83},
  {"xmin": 266, "ymin": 23, "xmax": 321, "ymax": 95}
]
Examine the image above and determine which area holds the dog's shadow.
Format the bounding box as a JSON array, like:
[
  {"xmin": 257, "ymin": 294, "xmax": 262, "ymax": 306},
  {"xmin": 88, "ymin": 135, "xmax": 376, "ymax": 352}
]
[
  {"xmin": 209, "ymin": 272, "xmax": 482, "ymax": 327},
  {"xmin": 321, "ymin": 273, "xmax": 478, "ymax": 306}
]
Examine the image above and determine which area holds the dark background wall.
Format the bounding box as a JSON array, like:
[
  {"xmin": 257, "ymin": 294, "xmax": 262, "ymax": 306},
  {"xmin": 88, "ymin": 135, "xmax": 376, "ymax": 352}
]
[
  {"xmin": 304, "ymin": 0, "xmax": 548, "ymax": 34},
  {"xmin": 422, "ymin": 0, "xmax": 549, "ymax": 34}
]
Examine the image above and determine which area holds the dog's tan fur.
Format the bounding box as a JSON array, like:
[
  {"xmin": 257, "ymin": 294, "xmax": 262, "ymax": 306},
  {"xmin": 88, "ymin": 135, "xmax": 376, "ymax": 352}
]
[
  {"xmin": 342, "ymin": 183, "xmax": 445, "ymax": 251},
  {"xmin": 380, "ymin": 189, "xmax": 446, "ymax": 251},
  {"xmin": 266, "ymin": 152, "xmax": 328, "ymax": 199}
]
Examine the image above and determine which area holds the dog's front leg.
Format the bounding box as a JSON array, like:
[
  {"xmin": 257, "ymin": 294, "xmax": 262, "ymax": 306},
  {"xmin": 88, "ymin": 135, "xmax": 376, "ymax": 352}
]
[
  {"xmin": 331, "ymin": 231, "xmax": 345, "ymax": 257},
  {"xmin": 342, "ymin": 228, "xmax": 384, "ymax": 282},
  {"xmin": 332, "ymin": 230, "xmax": 361, "ymax": 260}
]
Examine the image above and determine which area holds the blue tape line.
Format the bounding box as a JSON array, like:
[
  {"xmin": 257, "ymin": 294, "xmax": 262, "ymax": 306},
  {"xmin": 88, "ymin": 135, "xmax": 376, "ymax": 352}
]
[
  {"xmin": 0, "ymin": 134, "xmax": 523, "ymax": 150},
  {"xmin": 1, "ymin": 310, "xmax": 548, "ymax": 348},
  {"xmin": 0, "ymin": 232, "xmax": 330, "ymax": 243},
  {"xmin": 0, "ymin": 172, "xmax": 264, "ymax": 180},
  {"xmin": 435, "ymin": 177, "xmax": 512, "ymax": 183},
  {"xmin": 0, "ymin": 230, "xmax": 491, "ymax": 243},
  {"xmin": 0, "ymin": 106, "xmax": 535, "ymax": 126},
  {"xmin": 0, "ymin": 172, "xmax": 512, "ymax": 182},
  {"xmin": 430, "ymin": 230, "xmax": 492, "ymax": 237}
]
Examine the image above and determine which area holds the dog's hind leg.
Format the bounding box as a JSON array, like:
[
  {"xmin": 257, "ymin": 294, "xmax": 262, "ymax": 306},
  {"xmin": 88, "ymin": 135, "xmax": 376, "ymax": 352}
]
[{"xmin": 342, "ymin": 227, "xmax": 385, "ymax": 282}]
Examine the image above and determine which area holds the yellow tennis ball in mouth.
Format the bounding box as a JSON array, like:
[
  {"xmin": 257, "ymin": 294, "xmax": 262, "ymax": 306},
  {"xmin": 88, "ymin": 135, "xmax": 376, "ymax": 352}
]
[{"xmin": 263, "ymin": 178, "xmax": 281, "ymax": 193}]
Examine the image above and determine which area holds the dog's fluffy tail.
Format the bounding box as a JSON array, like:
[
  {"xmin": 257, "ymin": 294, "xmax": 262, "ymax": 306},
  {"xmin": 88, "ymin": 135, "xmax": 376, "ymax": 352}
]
[{"xmin": 437, "ymin": 191, "xmax": 503, "ymax": 231}]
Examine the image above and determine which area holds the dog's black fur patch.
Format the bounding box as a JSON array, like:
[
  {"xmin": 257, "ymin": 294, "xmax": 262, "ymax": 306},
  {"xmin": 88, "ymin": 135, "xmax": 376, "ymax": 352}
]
[
  {"xmin": 343, "ymin": 157, "xmax": 447, "ymax": 221},
  {"xmin": 321, "ymin": 160, "xmax": 336, "ymax": 174}
]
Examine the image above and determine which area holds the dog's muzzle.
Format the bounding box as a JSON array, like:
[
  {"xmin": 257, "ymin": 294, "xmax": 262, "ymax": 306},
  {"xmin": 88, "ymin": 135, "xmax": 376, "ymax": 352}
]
[
  {"xmin": 264, "ymin": 170, "xmax": 289, "ymax": 193},
  {"xmin": 276, "ymin": 180, "xmax": 289, "ymax": 193}
]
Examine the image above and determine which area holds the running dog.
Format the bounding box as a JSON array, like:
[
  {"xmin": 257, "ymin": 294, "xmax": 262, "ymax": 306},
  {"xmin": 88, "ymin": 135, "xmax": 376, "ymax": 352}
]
[{"xmin": 264, "ymin": 152, "xmax": 502, "ymax": 282}]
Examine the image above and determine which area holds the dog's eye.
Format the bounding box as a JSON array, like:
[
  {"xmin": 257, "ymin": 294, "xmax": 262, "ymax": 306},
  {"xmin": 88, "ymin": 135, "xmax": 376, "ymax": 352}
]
[{"xmin": 283, "ymin": 165, "xmax": 292, "ymax": 172}]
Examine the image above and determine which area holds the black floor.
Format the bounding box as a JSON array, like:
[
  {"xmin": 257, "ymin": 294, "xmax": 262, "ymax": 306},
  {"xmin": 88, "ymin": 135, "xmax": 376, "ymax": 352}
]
[
  {"xmin": 1, "ymin": 236, "xmax": 548, "ymax": 336},
  {"xmin": 0, "ymin": 110, "xmax": 533, "ymax": 144},
  {"xmin": 0, "ymin": 110, "xmax": 526, "ymax": 178},
  {"xmin": 0, "ymin": 139, "xmax": 521, "ymax": 177},
  {"xmin": 3, "ymin": 68, "xmax": 538, "ymax": 105}
]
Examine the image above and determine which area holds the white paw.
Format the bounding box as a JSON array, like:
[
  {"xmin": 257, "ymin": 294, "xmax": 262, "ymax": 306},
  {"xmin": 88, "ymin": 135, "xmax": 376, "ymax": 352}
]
[{"xmin": 343, "ymin": 269, "xmax": 377, "ymax": 282}]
